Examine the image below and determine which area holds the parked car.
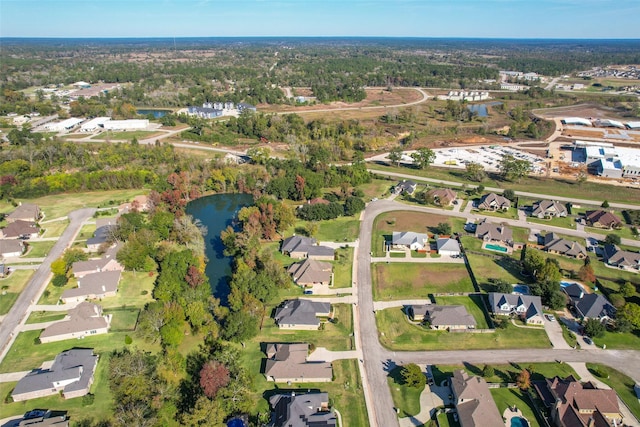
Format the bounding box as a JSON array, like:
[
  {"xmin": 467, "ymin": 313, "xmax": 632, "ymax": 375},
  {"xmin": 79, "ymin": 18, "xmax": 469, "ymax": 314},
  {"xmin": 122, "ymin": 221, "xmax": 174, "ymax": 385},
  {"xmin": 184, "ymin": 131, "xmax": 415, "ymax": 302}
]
[
  {"xmin": 583, "ymin": 336, "xmax": 593, "ymax": 345},
  {"xmin": 545, "ymin": 314, "xmax": 556, "ymax": 322}
]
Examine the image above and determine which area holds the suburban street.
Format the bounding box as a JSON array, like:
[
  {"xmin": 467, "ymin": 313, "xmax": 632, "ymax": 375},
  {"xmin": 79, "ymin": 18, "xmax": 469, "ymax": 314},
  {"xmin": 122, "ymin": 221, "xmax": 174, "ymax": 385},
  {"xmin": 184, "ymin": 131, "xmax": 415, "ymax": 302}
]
[
  {"xmin": 0, "ymin": 208, "xmax": 96, "ymax": 362},
  {"xmin": 354, "ymin": 198, "xmax": 640, "ymax": 427}
]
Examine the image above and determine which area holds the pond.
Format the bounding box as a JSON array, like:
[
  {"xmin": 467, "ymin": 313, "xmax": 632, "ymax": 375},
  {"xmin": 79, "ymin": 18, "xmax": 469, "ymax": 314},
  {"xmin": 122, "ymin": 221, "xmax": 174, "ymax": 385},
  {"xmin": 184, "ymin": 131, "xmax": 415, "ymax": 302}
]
[
  {"xmin": 186, "ymin": 193, "xmax": 254, "ymax": 304},
  {"xmin": 467, "ymin": 102, "xmax": 502, "ymax": 117},
  {"xmin": 137, "ymin": 109, "xmax": 171, "ymax": 118}
]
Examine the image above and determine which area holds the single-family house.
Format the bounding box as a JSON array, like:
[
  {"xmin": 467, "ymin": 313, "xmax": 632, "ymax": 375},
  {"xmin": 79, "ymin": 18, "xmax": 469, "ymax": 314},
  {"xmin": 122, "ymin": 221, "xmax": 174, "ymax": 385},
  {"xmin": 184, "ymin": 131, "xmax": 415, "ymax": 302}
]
[
  {"xmin": 13, "ymin": 410, "xmax": 69, "ymax": 426},
  {"xmin": 427, "ymin": 188, "xmax": 457, "ymax": 206},
  {"xmin": 563, "ymin": 284, "xmax": 615, "ymax": 321},
  {"xmin": 7, "ymin": 203, "xmax": 40, "ymax": 223},
  {"xmin": 0, "ymin": 239, "xmax": 24, "ymax": 258},
  {"xmin": 0, "ymin": 220, "xmax": 39, "ymax": 239},
  {"xmin": 436, "ymin": 238, "xmax": 461, "ymax": 257},
  {"xmin": 263, "ymin": 343, "xmax": 332, "ymax": 383},
  {"xmin": 477, "ymin": 193, "xmax": 511, "ymax": 211},
  {"xmin": 392, "ymin": 231, "xmax": 428, "ymax": 251},
  {"xmin": 451, "ymin": 370, "xmax": 503, "ymax": 427},
  {"xmin": 394, "ymin": 180, "xmax": 417, "ymax": 195},
  {"xmin": 287, "ymin": 258, "xmax": 332, "ymax": 288},
  {"xmin": 488, "ymin": 293, "xmax": 544, "ymax": 325},
  {"xmin": 584, "ymin": 210, "xmax": 622, "ymax": 229},
  {"xmin": 71, "ymin": 244, "xmax": 123, "ymax": 278},
  {"xmin": 531, "ymin": 200, "xmax": 567, "ymax": 218},
  {"xmin": 409, "ymin": 305, "xmax": 476, "ymax": 331},
  {"xmin": 274, "ymin": 299, "xmax": 332, "ymax": 330},
  {"xmin": 534, "ymin": 376, "xmax": 623, "ymax": 427},
  {"xmin": 543, "ymin": 233, "xmax": 587, "ymax": 259},
  {"xmin": 61, "ymin": 270, "xmax": 122, "ymax": 303},
  {"xmin": 11, "ymin": 349, "xmax": 98, "ymax": 402},
  {"xmin": 40, "ymin": 302, "xmax": 112, "ymax": 343},
  {"xmin": 86, "ymin": 218, "xmax": 116, "ymax": 252},
  {"xmin": 603, "ymin": 244, "xmax": 640, "ymax": 271},
  {"xmin": 269, "ymin": 392, "xmax": 336, "ymax": 427},
  {"xmin": 281, "ymin": 235, "xmax": 334, "ymax": 261},
  {"xmin": 475, "ymin": 219, "xmax": 513, "ymax": 245}
]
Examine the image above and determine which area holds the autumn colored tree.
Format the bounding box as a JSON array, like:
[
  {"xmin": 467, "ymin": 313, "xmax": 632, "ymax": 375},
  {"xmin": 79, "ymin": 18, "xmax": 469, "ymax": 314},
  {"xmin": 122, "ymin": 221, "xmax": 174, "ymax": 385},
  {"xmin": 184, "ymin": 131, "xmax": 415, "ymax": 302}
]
[
  {"xmin": 516, "ymin": 369, "xmax": 531, "ymax": 390},
  {"xmin": 199, "ymin": 361, "xmax": 230, "ymax": 399},
  {"xmin": 185, "ymin": 265, "xmax": 205, "ymax": 288},
  {"xmin": 578, "ymin": 263, "xmax": 596, "ymax": 284},
  {"xmin": 294, "ymin": 174, "xmax": 306, "ymax": 201}
]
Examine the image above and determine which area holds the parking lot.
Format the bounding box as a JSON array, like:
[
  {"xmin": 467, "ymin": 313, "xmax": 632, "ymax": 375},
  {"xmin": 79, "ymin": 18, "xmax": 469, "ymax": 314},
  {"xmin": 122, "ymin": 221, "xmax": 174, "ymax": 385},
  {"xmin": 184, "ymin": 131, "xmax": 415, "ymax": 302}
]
[{"xmin": 432, "ymin": 145, "xmax": 547, "ymax": 173}]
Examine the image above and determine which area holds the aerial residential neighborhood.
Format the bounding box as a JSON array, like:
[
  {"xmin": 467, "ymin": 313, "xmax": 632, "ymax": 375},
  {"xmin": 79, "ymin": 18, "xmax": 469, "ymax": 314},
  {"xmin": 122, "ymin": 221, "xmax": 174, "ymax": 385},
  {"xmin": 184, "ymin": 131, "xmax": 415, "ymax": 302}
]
[{"xmin": 1, "ymin": 26, "xmax": 640, "ymax": 427}]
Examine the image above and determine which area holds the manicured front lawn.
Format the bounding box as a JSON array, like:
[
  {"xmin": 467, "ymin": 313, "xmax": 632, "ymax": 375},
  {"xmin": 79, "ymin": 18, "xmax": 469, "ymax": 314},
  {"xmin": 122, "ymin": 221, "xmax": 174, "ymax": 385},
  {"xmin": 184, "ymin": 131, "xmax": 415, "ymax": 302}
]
[
  {"xmin": 0, "ymin": 270, "xmax": 34, "ymax": 316},
  {"xmin": 0, "ymin": 351, "xmax": 114, "ymax": 422},
  {"xmin": 24, "ymin": 240, "xmax": 56, "ymax": 258},
  {"xmin": 372, "ymin": 263, "xmax": 474, "ymax": 301},
  {"xmin": 259, "ymin": 303, "xmax": 354, "ymax": 351},
  {"xmin": 527, "ymin": 215, "xmax": 577, "ymax": 230},
  {"xmin": 593, "ymin": 330, "xmax": 640, "ymax": 350},
  {"xmin": 376, "ymin": 308, "xmax": 551, "ymax": 351},
  {"xmin": 387, "ymin": 365, "xmax": 424, "ymax": 418},
  {"xmin": 25, "ymin": 311, "xmax": 66, "ymax": 324},
  {"xmin": 98, "ymin": 271, "xmax": 156, "ymax": 309},
  {"xmin": 434, "ymin": 295, "xmax": 491, "ymax": 329},
  {"xmin": 586, "ymin": 363, "xmax": 640, "ymax": 421}
]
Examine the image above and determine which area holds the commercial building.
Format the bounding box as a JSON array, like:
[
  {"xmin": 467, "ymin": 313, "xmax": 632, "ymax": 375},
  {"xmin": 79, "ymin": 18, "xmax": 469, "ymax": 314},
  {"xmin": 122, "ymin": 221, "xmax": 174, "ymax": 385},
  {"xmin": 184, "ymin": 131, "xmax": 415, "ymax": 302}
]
[
  {"xmin": 582, "ymin": 144, "xmax": 640, "ymax": 178},
  {"xmin": 44, "ymin": 118, "xmax": 83, "ymax": 132},
  {"xmin": 102, "ymin": 119, "xmax": 149, "ymax": 131},
  {"xmin": 80, "ymin": 117, "xmax": 111, "ymax": 132},
  {"xmin": 562, "ymin": 117, "xmax": 592, "ymax": 127}
]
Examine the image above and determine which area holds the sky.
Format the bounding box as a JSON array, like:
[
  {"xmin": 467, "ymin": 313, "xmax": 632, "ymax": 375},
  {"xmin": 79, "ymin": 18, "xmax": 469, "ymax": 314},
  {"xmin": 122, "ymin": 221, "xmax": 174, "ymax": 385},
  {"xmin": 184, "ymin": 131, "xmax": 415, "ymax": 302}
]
[{"xmin": 1, "ymin": 0, "xmax": 639, "ymax": 39}]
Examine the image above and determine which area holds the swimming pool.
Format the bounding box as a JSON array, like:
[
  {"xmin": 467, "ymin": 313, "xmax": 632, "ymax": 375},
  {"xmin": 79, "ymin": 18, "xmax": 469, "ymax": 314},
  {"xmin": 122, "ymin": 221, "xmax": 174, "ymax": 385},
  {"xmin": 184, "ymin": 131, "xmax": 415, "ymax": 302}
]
[
  {"xmin": 485, "ymin": 244, "xmax": 508, "ymax": 253},
  {"xmin": 511, "ymin": 417, "xmax": 529, "ymax": 427},
  {"xmin": 512, "ymin": 284, "xmax": 530, "ymax": 295}
]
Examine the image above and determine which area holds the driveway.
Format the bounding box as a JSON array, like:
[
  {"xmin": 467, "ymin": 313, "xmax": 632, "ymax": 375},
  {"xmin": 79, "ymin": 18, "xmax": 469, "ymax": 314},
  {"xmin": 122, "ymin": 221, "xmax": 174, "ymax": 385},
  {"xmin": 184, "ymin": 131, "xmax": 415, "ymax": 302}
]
[{"xmin": 544, "ymin": 315, "xmax": 573, "ymax": 349}]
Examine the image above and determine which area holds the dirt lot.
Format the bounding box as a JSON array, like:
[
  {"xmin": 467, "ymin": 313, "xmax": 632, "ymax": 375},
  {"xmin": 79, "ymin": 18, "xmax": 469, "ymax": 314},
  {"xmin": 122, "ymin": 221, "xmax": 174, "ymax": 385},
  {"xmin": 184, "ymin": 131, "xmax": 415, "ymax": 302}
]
[{"xmin": 533, "ymin": 103, "xmax": 627, "ymax": 120}]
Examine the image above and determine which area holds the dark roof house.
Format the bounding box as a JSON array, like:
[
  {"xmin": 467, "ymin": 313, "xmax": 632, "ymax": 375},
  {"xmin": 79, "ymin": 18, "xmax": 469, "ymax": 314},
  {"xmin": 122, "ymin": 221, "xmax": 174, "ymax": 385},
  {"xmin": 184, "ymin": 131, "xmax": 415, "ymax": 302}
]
[
  {"xmin": 269, "ymin": 392, "xmax": 336, "ymax": 427},
  {"xmin": 394, "ymin": 180, "xmax": 417, "ymax": 195},
  {"xmin": 584, "ymin": 210, "xmax": 622, "ymax": 229},
  {"xmin": 12, "ymin": 349, "xmax": 98, "ymax": 402},
  {"xmin": 603, "ymin": 244, "xmax": 640, "ymax": 271},
  {"xmin": 563, "ymin": 286, "xmax": 616, "ymax": 321},
  {"xmin": 86, "ymin": 218, "xmax": 116, "ymax": 251},
  {"xmin": 543, "ymin": 233, "xmax": 587, "ymax": 259},
  {"xmin": 274, "ymin": 299, "xmax": 332, "ymax": 330},
  {"xmin": 263, "ymin": 343, "xmax": 332, "ymax": 383},
  {"xmin": 0, "ymin": 220, "xmax": 39, "ymax": 239}
]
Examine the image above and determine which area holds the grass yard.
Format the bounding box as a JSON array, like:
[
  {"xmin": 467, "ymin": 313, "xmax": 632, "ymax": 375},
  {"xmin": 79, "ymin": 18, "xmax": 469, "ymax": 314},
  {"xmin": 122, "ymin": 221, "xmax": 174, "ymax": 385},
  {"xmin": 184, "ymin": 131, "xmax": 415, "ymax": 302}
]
[
  {"xmin": 75, "ymin": 223, "xmax": 97, "ymax": 242},
  {"xmin": 387, "ymin": 365, "xmax": 424, "ymax": 418},
  {"xmin": 464, "ymin": 252, "xmax": 526, "ymax": 289},
  {"xmin": 25, "ymin": 311, "xmax": 66, "ymax": 324},
  {"xmin": 41, "ymin": 219, "xmax": 69, "ymax": 237},
  {"xmin": 358, "ymin": 178, "xmax": 394, "ymax": 200},
  {"xmin": 13, "ymin": 189, "xmax": 147, "ymax": 220},
  {"xmin": 586, "ymin": 363, "xmax": 640, "ymax": 421},
  {"xmin": 104, "ymin": 307, "xmax": 140, "ymax": 332},
  {"xmin": 24, "ymin": 240, "xmax": 56, "ymax": 258},
  {"xmin": 316, "ymin": 217, "xmax": 361, "ymax": 242},
  {"xmin": 91, "ymin": 130, "xmax": 159, "ymax": 140},
  {"xmin": 372, "ymin": 263, "xmax": 474, "ymax": 301},
  {"xmin": 333, "ymin": 247, "xmax": 354, "ymax": 288},
  {"xmin": 0, "ymin": 270, "xmax": 34, "ymax": 316},
  {"xmin": 98, "ymin": 271, "xmax": 156, "ymax": 309},
  {"xmin": 437, "ymin": 411, "xmax": 457, "ymax": 427},
  {"xmin": 367, "ymin": 163, "xmax": 640, "ymax": 205},
  {"xmin": 376, "ymin": 308, "xmax": 551, "ymax": 351},
  {"xmin": 433, "ymin": 295, "xmax": 491, "ymax": 329},
  {"xmin": 0, "ymin": 329, "xmax": 158, "ymax": 374},
  {"xmin": 527, "ymin": 215, "xmax": 577, "ymax": 230},
  {"xmin": 593, "ymin": 329, "xmax": 640, "ymax": 350},
  {"xmin": 474, "ymin": 207, "xmax": 519, "ymax": 220},
  {"xmin": 0, "ymin": 351, "xmax": 114, "ymax": 422},
  {"xmin": 260, "ymin": 303, "xmax": 354, "ymax": 351},
  {"xmin": 490, "ymin": 388, "xmax": 541, "ymax": 427}
]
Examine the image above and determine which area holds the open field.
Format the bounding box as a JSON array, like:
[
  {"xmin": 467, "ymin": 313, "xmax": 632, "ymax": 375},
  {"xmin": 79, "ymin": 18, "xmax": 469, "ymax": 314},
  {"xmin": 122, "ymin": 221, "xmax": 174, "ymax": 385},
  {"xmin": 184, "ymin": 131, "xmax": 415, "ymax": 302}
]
[
  {"xmin": 464, "ymin": 252, "xmax": 526, "ymax": 289},
  {"xmin": 586, "ymin": 363, "xmax": 640, "ymax": 421},
  {"xmin": 333, "ymin": 247, "xmax": 354, "ymax": 288},
  {"xmin": 367, "ymin": 163, "xmax": 640, "ymax": 205},
  {"xmin": 372, "ymin": 263, "xmax": 474, "ymax": 300},
  {"xmin": 90, "ymin": 130, "xmax": 162, "ymax": 140},
  {"xmin": 532, "ymin": 104, "xmax": 629, "ymax": 121},
  {"xmin": 0, "ymin": 270, "xmax": 34, "ymax": 316},
  {"xmin": 375, "ymin": 308, "xmax": 551, "ymax": 351},
  {"xmin": 41, "ymin": 219, "xmax": 69, "ymax": 237}
]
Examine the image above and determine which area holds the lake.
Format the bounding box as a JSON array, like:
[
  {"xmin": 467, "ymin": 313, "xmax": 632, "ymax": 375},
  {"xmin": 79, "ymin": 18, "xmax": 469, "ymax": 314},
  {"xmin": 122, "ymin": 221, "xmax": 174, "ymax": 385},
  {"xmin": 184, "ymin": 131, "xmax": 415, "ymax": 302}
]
[
  {"xmin": 467, "ymin": 102, "xmax": 502, "ymax": 117},
  {"xmin": 186, "ymin": 193, "xmax": 254, "ymax": 304},
  {"xmin": 137, "ymin": 109, "xmax": 171, "ymax": 118}
]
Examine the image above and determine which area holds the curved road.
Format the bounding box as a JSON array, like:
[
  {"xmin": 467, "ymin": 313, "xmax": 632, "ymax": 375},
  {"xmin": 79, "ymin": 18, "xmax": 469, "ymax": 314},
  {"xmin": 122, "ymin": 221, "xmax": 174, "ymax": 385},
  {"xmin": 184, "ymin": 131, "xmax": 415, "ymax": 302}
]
[
  {"xmin": 356, "ymin": 199, "xmax": 640, "ymax": 427},
  {"xmin": 0, "ymin": 208, "xmax": 96, "ymax": 362}
]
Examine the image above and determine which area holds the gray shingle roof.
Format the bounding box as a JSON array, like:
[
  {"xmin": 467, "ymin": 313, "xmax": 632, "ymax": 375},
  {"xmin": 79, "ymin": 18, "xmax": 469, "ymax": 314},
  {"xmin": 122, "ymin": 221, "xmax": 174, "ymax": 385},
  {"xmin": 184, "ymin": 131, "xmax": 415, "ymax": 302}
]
[
  {"xmin": 488, "ymin": 292, "xmax": 543, "ymax": 321},
  {"xmin": 478, "ymin": 193, "xmax": 511, "ymax": 210},
  {"xmin": 281, "ymin": 236, "xmax": 334, "ymax": 258},
  {"xmin": 269, "ymin": 392, "xmax": 336, "ymax": 427},
  {"xmin": 0, "ymin": 239, "xmax": 24, "ymax": 256},
  {"xmin": 40, "ymin": 302, "xmax": 109, "ymax": 341},
  {"xmin": 543, "ymin": 233, "xmax": 587, "ymax": 258},
  {"xmin": 426, "ymin": 305, "xmax": 476, "ymax": 328},
  {"xmin": 61, "ymin": 270, "xmax": 121, "ymax": 301},
  {"xmin": 436, "ymin": 238, "xmax": 460, "ymax": 253},
  {"xmin": 1, "ymin": 220, "xmax": 38, "ymax": 238},
  {"xmin": 603, "ymin": 244, "xmax": 640, "ymax": 268},
  {"xmin": 7, "ymin": 203, "xmax": 39, "ymax": 222},
  {"xmin": 263, "ymin": 343, "xmax": 332, "ymax": 382},
  {"xmin": 531, "ymin": 200, "xmax": 567, "ymax": 217},
  {"xmin": 475, "ymin": 219, "xmax": 512, "ymax": 242},
  {"xmin": 274, "ymin": 299, "xmax": 331, "ymax": 327},
  {"xmin": 287, "ymin": 259, "xmax": 332, "ymax": 285},
  {"xmin": 392, "ymin": 231, "xmax": 428, "ymax": 247},
  {"xmin": 451, "ymin": 370, "xmax": 503, "ymax": 427}
]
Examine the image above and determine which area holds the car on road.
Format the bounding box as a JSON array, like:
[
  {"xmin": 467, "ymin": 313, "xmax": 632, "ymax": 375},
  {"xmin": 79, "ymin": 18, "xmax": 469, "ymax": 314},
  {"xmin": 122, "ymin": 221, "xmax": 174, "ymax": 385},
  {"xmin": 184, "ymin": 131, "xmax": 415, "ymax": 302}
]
[{"xmin": 583, "ymin": 336, "xmax": 592, "ymax": 345}]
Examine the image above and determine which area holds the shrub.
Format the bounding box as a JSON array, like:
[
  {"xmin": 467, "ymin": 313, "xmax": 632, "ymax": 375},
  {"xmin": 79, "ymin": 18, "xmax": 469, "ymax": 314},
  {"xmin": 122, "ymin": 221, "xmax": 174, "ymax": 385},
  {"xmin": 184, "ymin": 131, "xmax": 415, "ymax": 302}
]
[
  {"xmin": 82, "ymin": 393, "xmax": 95, "ymax": 406},
  {"xmin": 52, "ymin": 274, "xmax": 68, "ymax": 287},
  {"xmin": 124, "ymin": 335, "xmax": 133, "ymax": 345}
]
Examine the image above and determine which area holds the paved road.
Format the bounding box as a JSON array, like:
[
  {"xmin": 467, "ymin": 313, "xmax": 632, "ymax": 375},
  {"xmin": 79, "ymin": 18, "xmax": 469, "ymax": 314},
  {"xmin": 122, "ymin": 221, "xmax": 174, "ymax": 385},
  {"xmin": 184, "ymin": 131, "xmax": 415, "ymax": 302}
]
[
  {"xmin": 369, "ymin": 168, "xmax": 640, "ymax": 211},
  {"xmin": 0, "ymin": 208, "xmax": 95, "ymax": 362}
]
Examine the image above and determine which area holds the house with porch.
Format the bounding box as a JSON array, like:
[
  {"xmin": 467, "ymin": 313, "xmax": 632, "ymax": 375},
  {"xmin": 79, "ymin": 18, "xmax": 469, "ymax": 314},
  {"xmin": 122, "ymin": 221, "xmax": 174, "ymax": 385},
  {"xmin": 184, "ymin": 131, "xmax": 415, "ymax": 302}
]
[
  {"xmin": 477, "ymin": 193, "xmax": 511, "ymax": 211},
  {"xmin": 488, "ymin": 293, "xmax": 544, "ymax": 325}
]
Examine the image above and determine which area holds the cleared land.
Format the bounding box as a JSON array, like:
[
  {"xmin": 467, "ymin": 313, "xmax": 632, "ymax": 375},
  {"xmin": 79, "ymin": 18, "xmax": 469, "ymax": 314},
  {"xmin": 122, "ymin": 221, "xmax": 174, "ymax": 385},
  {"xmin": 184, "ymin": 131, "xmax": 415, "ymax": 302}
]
[
  {"xmin": 372, "ymin": 263, "xmax": 474, "ymax": 301},
  {"xmin": 375, "ymin": 308, "xmax": 551, "ymax": 351}
]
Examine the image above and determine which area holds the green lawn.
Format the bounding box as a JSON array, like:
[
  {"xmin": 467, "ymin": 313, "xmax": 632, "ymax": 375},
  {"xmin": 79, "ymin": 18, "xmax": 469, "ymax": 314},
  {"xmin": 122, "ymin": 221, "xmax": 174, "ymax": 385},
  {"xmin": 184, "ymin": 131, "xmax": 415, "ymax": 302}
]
[
  {"xmin": 387, "ymin": 365, "xmax": 424, "ymax": 418},
  {"xmin": 358, "ymin": 178, "xmax": 393, "ymax": 200},
  {"xmin": 260, "ymin": 303, "xmax": 354, "ymax": 351},
  {"xmin": 98, "ymin": 271, "xmax": 156, "ymax": 309},
  {"xmin": 586, "ymin": 363, "xmax": 640, "ymax": 421},
  {"xmin": 434, "ymin": 295, "xmax": 491, "ymax": 329},
  {"xmin": 104, "ymin": 307, "xmax": 140, "ymax": 332},
  {"xmin": 41, "ymin": 219, "xmax": 69, "ymax": 237},
  {"xmin": 0, "ymin": 270, "xmax": 34, "ymax": 316},
  {"xmin": 333, "ymin": 247, "xmax": 354, "ymax": 288},
  {"xmin": 372, "ymin": 263, "xmax": 475, "ymax": 300},
  {"xmin": 474, "ymin": 207, "xmax": 519, "ymax": 220},
  {"xmin": 490, "ymin": 388, "xmax": 541, "ymax": 427},
  {"xmin": 376, "ymin": 308, "xmax": 551, "ymax": 351},
  {"xmin": 527, "ymin": 215, "xmax": 577, "ymax": 230},
  {"xmin": 437, "ymin": 411, "xmax": 457, "ymax": 427},
  {"xmin": 24, "ymin": 240, "xmax": 56, "ymax": 258},
  {"xmin": 593, "ymin": 330, "xmax": 640, "ymax": 350},
  {"xmin": 464, "ymin": 252, "xmax": 526, "ymax": 289},
  {"xmin": 75, "ymin": 223, "xmax": 97, "ymax": 242},
  {"xmin": 366, "ymin": 163, "xmax": 640, "ymax": 205},
  {"xmin": 315, "ymin": 217, "xmax": 361, "ymax": 242},
  {"xmin": 25, "ymin": 311, "xmax": 66, "ymax": 324},
  {"xmin": 91, "ymin": 130, "xmax": 158, "ymax": 140},
  {"xmin": 0, "ymin": 351, "xmax": 114, "ymax": 422}
]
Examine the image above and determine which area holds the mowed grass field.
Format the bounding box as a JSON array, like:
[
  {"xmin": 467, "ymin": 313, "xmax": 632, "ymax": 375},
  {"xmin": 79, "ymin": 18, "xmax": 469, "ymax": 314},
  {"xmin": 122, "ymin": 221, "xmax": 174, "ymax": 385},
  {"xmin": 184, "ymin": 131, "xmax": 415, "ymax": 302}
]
[
  {"xmin": 0, "ymin": 270, "xmax": 34, "ymax": 316},
  {"xmin": 376, "ymin": 308, "xmax": 551, "ymax": 351},
  {"xmin": 372, "ymin": 263, "xmax": 474, "ymax": 300}
]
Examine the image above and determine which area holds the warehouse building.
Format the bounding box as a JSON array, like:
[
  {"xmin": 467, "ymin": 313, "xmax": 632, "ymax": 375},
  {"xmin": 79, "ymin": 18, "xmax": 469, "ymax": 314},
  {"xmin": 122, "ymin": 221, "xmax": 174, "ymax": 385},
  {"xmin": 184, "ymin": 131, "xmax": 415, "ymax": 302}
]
[
  {"xmin": 102, "ymin": 119, "xmax": 149, "ymax": 131},
  {"xmin": 80, "ymin": 117, "xmax": 111, "ymax": 132},
  {"xmin": 581, "ymin": 143, "xmax": 640, "ymax": 178},
  {"xmin": 44, "ymin": 118, "xmax": 84, "ymax": 132}
]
